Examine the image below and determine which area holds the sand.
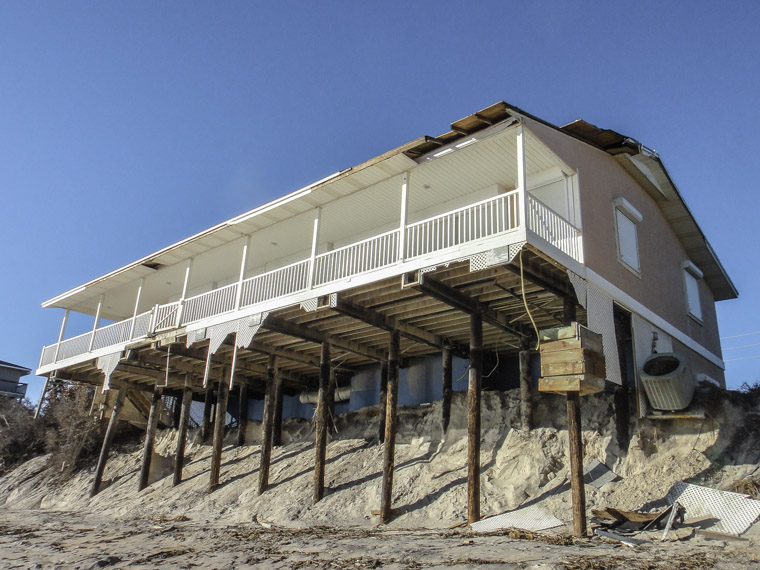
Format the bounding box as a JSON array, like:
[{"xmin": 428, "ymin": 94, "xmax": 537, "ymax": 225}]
[{"xmin": 1, "ymin": 387, "xmax": 759, "ymax": 568}]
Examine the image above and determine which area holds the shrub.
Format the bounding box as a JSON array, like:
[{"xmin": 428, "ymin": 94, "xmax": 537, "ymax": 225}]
[
  {"xmin": 0, "ymin": 396, "xmax": 47, "ymax": 474},
  {"xmin": 43, "ymin": 382, "xmax": 103, "ymax": 478}
]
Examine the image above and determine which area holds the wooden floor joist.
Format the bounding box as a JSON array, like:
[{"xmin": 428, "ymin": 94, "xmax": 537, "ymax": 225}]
[
  {"xmin": 313, "ymin": 342, "xmax": 330, "ymax": 503},
  {"xmin": 138, "ymin": 384, "xmax": 163, "ymax": 492},
  {"xmin": 380, "ymin": 331, "xmax": 400, "ymax": 524},
  {"xmin": 90, "ymin": 386, "xmax": 126, "ymax": 498},
  {"xmin": 173, "ymin": 374, "xmax": 193, "ymax": 486}
]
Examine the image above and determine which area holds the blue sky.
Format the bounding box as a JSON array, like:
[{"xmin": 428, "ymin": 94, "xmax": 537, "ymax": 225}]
[{"xmin": 1, "ymin": 2, "xmax": 758, "ymax": 402}]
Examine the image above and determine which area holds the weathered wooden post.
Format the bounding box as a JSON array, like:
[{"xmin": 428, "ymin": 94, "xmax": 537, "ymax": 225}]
[
  {"xmin": 441, "ymin": 344, "xmax": 452, "ymax": 434},
  {"xmin": 258, "ymin": 355, "xmax": 277, "ymax": 495},
  {"xmin": 201, "ymin": 386, "xmax": 214, "ymax": 443},
  {"xmin": 467, "ymin": 313, "xmax": 482, "ymax": 524},
  {"xmin": 538, "ymin": 317, "xmax": 605, "ymax": 537},
  {"xmin": 380, "ymin": 331, "xmax": 400, "ymax": 524},
  {"xmin": 208, "ymin": 366, "xmax": 230, "ymax": 493},
  {"xmin": 90, "ymin": 386, "xmax": 126, "ymax": 497},
  {"xmin": 566, "ymin": 390, "xmax": 586, "ymax": 536},
  {"xmin": 173, "ymin": 374, "xmax": 193, "ymax": 486},
  {"xmin": 272, "ymin": 370, "xmax": 284, "ymax": 447},
  {"xmin": 138, "ymin": 384, "xmax": 163, "ymax": 491},
  {"xmin": 519, "ymin": 337, "xmax": 533, "ymax": 432},
  {"xmin": 378, "ymin": 359, "xmax": 388, "ymax": 442},
  {"xmin": 237, "ymin": 382, "xmax": 249, "ymax": 447},
  {"xmin": 327, "ymin": 368, "xmax": 337, "ymax": 434},
  {"xmin": 313, "ymin": 342, "xmax": 330, "ymax": 503}
]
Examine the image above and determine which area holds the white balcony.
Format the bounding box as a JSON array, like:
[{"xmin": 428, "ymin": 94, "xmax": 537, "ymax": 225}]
[
  {"xmin": 38, "ymin": 190, "xmax": 581, "ymax": 373},
  {"xmin": 38, "ymin": 122, "xmax": 583, "ymax": 375}
]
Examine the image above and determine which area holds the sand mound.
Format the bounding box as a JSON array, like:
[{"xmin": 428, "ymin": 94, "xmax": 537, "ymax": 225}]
[{"xmin": 2, "ymin": 386, "xmax": 759, "ymax": 532}]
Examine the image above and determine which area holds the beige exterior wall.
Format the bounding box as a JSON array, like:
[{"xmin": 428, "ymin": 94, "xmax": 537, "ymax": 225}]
[{"xmin": 524, "ymin": 117, "xmax": 725, "ymax": 384}]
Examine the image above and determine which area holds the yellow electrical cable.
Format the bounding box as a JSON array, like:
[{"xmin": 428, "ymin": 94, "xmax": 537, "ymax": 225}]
[{"xmin": 519, "ymin": 250, "xmax": 540, "ymax": 350}]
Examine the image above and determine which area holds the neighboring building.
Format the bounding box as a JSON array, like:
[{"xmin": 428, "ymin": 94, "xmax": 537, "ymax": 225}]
[
  {"xmin": 35, "ymin": 101, "xmax": 736, "ymax": 418},
  {"xmin": 0, "ymin": 360, "xmax": 30, "ymax": 400}
]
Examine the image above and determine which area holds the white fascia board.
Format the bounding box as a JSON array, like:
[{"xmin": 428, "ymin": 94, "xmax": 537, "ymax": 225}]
[{"xmin": 584, "ymin": 267, "xmax": 724, "ymax": 369}]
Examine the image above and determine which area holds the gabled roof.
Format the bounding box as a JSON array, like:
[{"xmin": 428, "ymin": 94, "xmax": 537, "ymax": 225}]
[
  {"xmin": 560, "ymin": 119, "xmax": 737, "ymax": 301},
  {"xmin": 0, "ymin": 360, "xmax": 31, "ymax": 374}
]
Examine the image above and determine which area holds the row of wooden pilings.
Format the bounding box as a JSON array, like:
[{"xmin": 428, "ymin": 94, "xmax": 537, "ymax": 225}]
[{"xmin": 88, "ymin": 307, "xmax": 588, "ymax": 535}]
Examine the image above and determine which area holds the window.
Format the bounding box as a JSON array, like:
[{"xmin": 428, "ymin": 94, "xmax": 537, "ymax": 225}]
[
  {"xmin": 682, "ymin": 260, "xmax": 703, "ymax": 322},
  {"xmin": 613, "ymin": 198, "xmax": 642, "ymax": 275}
]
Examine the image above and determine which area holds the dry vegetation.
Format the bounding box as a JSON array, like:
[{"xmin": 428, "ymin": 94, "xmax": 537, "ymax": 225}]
[{"xmin": 0, "ymin": 382, "xmax": 102, "ymax": 478}]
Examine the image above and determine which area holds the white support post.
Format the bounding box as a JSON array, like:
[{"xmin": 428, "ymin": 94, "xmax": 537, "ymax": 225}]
[
  {"xmin": 229, "ymin": 340, "xmax": 240, "ymax": 390},
  {"xmin": 128, "ymin": 278, "xmax": 144, "ymax": 340},
  {"xmin": 88, "ymin": 295, "xmax": 104, "ymax": 352},
  {"xmin": 52, "ymin": 309, "xmax": 70, "ymax": 363},
  {"xmin": 308, "ymin": 208, "xmax": 322, "ymax": 289},
  {"xmin": 175, "ymin": 258, "xmax": 194, "ymax": 327},
  {"xmin": 234, "ymin": 237, "xmax": 251, "ymax": 310},
  {"xmin": 398, "ymin": 173, "xmax": 410, "ymax": 262},
  {"xmin": 516, "ymin": 125, "xmax": 528, "ymax": 230}
]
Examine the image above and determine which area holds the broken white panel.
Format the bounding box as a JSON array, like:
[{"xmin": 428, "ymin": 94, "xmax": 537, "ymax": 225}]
[
  {"xmin": 208, "ymin": 318, "xmax": 245, "ymax": 354},
  {"xmin": 470, "ymin": 504, "xmax": 564, "ymax": 532},
  {"xmin": 632, "ymin": 314, "xmax": 673, "ymax": 417},
  {"xmin": 583, "ymin": 459, "xmax": 619, "ymax": 488},
  {"xmin": 586, "ymin": 285, "xmax": 621, "ymax": 385},
  {"xmin": 236, "ymin": 312, "xmax": 268, "ymax": 349},
  {"xmin": 566, "ymin": 271, "xmax": 621, "ymax": 386},
  {"xmin": 96, "ymin": 351, "xmax": 121, "ymax": 391},
  {"xmin": 667, "ymin": 482, "xmax": 760, "ymax": 536},
  {"xmin": 186, "ymin": 327, "xmax": 207, "ymax": 347}
]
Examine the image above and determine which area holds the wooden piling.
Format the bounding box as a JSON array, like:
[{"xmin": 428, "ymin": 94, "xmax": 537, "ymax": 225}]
[
  {"xmin": 208, "ymin": 367, "xmax": 230, "ymax": 493},
  {"xmin": 258, "ymin": 355, "xmax": 277, "ymax": 495},
  {"xmin": 378, "ymin": 359, "xmax": 388, "ymax": 442},
  {"xmin": 237, "ymin": 383, "xmax": 249, "ymax": 447},
  {"xmin": 272, "ymin": 370, "xmax": 284, "ymax": 447},
  {"xmin": 380, "ymin": 331, "xmax": 400, "ymax": 524},
  {"xmin": 519, "ymin": 337, "xmax": 533, "ymax": 432},
  {"xmin": 138, "ymin": 384, "xmax": 163, "ymax": 492},
  {"xmin": 566, "ymin": 391, "xmax": 587, "ymax": 536},
  {"xmin": 90, "ymin": 387, "xmax": 126, "ymax": 497},
  {"xmin": 201, "ymin": 386, "xmax": 214, "ymax": 443},
  {"xmin": 327, "ymin": 368, "xmax": 337, "ymax": 434},
  {"xmin": 441, "ymin": 344, "xmax": 452, "ymax": 434},
  {"xmin": 313, "ymin": 342, "xmax": 330, "ymax": 503},
  {"xmin": 172, "ymin": 390, "xmax": 182, "ymax": 428},
  {"xmin": 173, "ymin": 374, "xmax": 193, "ymax": 486},
  {"xmin": 467, "ymin": 312, "xmax": 482, "ymax": 524}
]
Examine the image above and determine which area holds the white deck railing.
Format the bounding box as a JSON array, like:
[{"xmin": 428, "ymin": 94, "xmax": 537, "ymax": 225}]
[
  {"xmin": 39, "ymin": 191, "xmax": 582, "ymax": 369},
  {"xmin": 526, "ymin": 195, "xmax": 582, "ymax": 262},
  {"xmin": 405, "ymin": 191, "xmax": 520, "ymax": 259},
  {"xmin": 241, "ymin": 259, "xmax": 311, "ymax": 306},
  {"xmin": 183, "ymin": 283, "xmax": 238, "ymax": 323},
  {"xmin": 314, "ymin": 230, "xmax": 399, "ymax": 286}
]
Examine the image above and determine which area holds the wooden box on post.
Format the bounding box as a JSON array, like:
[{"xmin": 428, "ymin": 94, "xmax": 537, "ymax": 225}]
[{"xmin": 538, "ymin": 323, "xmax": 605, "ymax": 396}]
